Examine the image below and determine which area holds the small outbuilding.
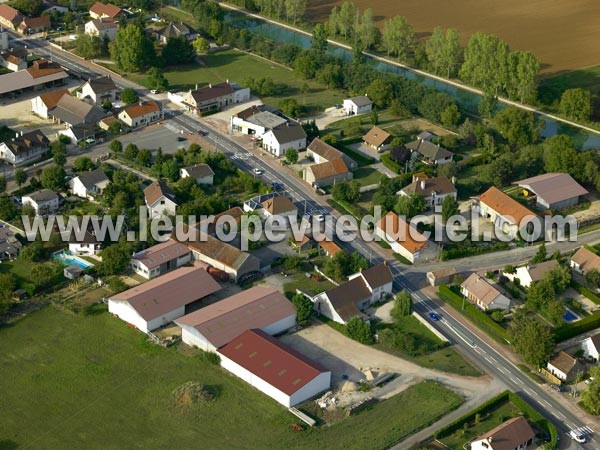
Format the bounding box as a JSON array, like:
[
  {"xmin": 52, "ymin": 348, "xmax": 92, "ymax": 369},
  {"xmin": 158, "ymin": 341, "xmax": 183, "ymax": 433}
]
[
  {"xmin": 363, "ymin": 126, "xmax": 391, "ymax": 152},
  {"xmin": 516, "ymin": 173, "xmax": 588, "ymax": 210}
]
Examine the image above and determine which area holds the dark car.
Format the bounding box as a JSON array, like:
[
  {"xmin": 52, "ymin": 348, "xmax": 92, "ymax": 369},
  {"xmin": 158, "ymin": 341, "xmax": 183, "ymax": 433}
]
[
  {"xmin": 176, "ymin": 136, "xmax": 186, "ymax": 142},
  {"xmin": 550, "ymin": 384, "xmax": 562, "ymax": 392},
  {"xmin": 197, "ymin": 129, "xmax": 209, "ymax": 136},
  {"xmin": 272, "ymin": 182, "xmax": 284, "ymax": 191},
  {"xmin": 428, "ymin": 312, "xmax": 441, "ymax": 321}
]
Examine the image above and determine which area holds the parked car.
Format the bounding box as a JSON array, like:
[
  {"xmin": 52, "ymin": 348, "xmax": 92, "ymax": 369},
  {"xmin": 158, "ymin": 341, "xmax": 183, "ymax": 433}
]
[
  {"xmin": 272, "ymin": 182, "xmax": 284, "ymax": 191},
  {"xmin": 252, "ymin": 168, "xmax": 263, "ymax": 175},
  {"xmin": 197, "ymin": 129, "xmax": 208, "ymax": 136},
  {"xmin": 150, "ymin": 89, "xmax": 158, "ymax": 94},
  {"xmin": 176, "ymin": 136, "xmax": 186, "ymax": 142},
  {"xmin": 84, "ymin": 137, "xmax": 96, "ymax": 145},
  {"xmin": 569, "ymin": 430, "xmax": 586, "ymax": 444},
  {"xmin": 550, "ymin": 384, "xmax": 562, "ymax": 392}
]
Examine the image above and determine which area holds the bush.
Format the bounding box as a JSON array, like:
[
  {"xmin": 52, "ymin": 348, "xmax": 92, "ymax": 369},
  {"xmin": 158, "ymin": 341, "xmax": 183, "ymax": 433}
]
[
  {"xmin": 346, "ymin": 317, "xmax": 373, "ymax": 344},
  {"xmin": 554, "ymin": 312, "xmax": 600, "ymax": 342},
  {"xmin": 440, "ymin": 242, "xmax": 509, "ymax": 261},
  {"xmin": 571, "ymin": 280, "xmax": 600, "ymax": 305},
  {"xmin": 438, "ymin": 284, "xmax": 509, "ymax": 343},
  {"xmin": 380, "ymin": 152, "xmax": 402, "ymax": 174},
  {"xmin": 291, "ymin": 294, "xmax": 313, "ymax": 325}
]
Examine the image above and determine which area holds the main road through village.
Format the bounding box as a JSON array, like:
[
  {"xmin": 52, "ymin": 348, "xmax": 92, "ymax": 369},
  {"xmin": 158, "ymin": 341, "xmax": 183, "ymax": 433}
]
[{"xmin": 9, "ymin": 32, "xmax": 599, "ymax": 449}]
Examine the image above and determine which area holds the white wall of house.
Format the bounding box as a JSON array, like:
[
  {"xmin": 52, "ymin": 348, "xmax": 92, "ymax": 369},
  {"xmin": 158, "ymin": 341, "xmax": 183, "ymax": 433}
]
[
  {"xmin": 546, "ymin": 362, "xmax": 568, "ymax": 381},
  {"xmin": 313, "ymin": 293, "xmax": 346, "ymax": 324},
  {"xmin": 180, "ymin": 168, "xmax": 213, "ymax": 185},
  {"xmin": 118, "ymin": 110, "xmax": 160, "ymax": 128},
  {"xmin": 180, "ymin": 325, "xmax": 217, "ymax": 352},
  {"xmin": 31, "ymin": 96, "xmax": 53, "ymax": 119},
  {"xmin": 261, "ymin": 314, "xmax": 297, "ymax": 335},
  {"xmin": 343, "ymin": 98, "xmax": 372, "ymax": 116},
  {"xmin": 306, "ymin": 148, "xmax": 329, "ymax": 165},
  {"xmin": 84, "ymin": 21, "xmax": 116, "ymax": 41},
  {"xmin": 233, "ymin": 88, "xmax": 251, "ymax": 104},
  {"xmin": 231, "ymin": 116, "xmax": 268, "ymax": 136},
  {"xmin": 582, "ymin": 338, "xmax": 600, "ymax": 361},
  {"xmin": 147, "ymin": 197, "xmax": 177, "ymax": 219},
  {"xmin": 262, "ymin": 132, "xmax": 306, "ymax": 157},
  {"xmin": 69, "ymin": 242, "xmax": 100, "ymax": 256},
  {"xmin": 374, "ymin": 226, "xmax": 419, "ymax": 263},
  {"xmin": 108, "ymin": 299, "xmax": 186, "ymax": 333},
  {"xmin": 503, "ymin": 266, "xmax": 534, "ymax": 287},
  {"xmin": 22, "ymin": 196, "xmax": 59, "ymax": 215},
  {"xmin": 289, "ymin": 371, "xmax": 331, "ymax": 406},
  {"xmin": 130, "ymin": 252, "xmax": 191, "ymax": 279},
  {"xmin": 471, "ymin": 438, "xmax": 530, "ymax": 450}
]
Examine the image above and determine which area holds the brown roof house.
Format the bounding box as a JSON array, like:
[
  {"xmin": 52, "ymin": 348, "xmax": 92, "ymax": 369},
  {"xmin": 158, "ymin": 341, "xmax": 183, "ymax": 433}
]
[
  {"xmin": 144, "ymin": 180, "xmax": 177, "ymax": 219},
  {"xmin": 318, "ymin": 239, "xmax": 343, "ymax": 257},
  {"xmin": 261, "ymin": 196, "xmax": 297, "ymax": 219},
  {"xmin": 303, "ymin": 159, "xmax": 352, "ymax": 187},
  {"xmin": 108, "ymin": 262, "xmax": 221, "ymax": 333},
  {"xmin": 363, "ymin": 126, "xmax": 392, "ymax": 152},
  {"xmin": 398, "ymin": 175, "xmax": 457, "ymax": 208},
  {"xmin": 516, "ymin": 173, "xmax": 588, "ymax": 210},
  {"xmin": 180, "ymin": 164, "xmax": 214, "ymax": 185},
  {"xmin": 313, "ymin": 263, "xmax": 393, "ymax": 324},
  {"xmin": 477, "ymin": 186, "xmax": 537, "ymax": 234},
  {"xmin": 84, "ymin": 18, "xmax": 117, "ymax": 41},
  {"xmin": 502, "ymin": 259, "xmax": 558, "ymax": 288},
  {"xmin": 0, "ymin": 59, "xmax": 68, "ymax": 96},
  {"xmin": 130, "ymin": 239, "xmax": 192, "ymax": 280},
  {"xmin": 570, "ymin": 247, "xmax": 600, "ymax": 275},
  {"xmin": 218, "ymin": 329, "xmax": 331, "ymax": 407},
  {"xmin": 0, "ymin": 4, "xmax": 23, "ymax": 30},
  {"xmin": 470, "ymin": 416, "xmax": 535, "ymax": 450},
  {"xmin": 182, "ymin": 81, "xmax": 250, "ymax": 115},
  {"xmin": 175, "ymin": 285, "xmax": 296, "ymax": 352},
  {"xmin": 261, "ymin": 121, "xmax": 307, "ymax": 157},
  {"xmin": 306, "ymin": 137, "xmax": 357, "ymax": 169},
  {"xmin": 547, "ymin": 351, "xmax": 584, "ymax": 382},
  {"xmin": 79, "ymin": 76, "xmax": 119, "ymax": 105},
  {"xmin": 0, "ymin": 48, "xmax": 28, "ymax": 71},
  {"xmin": 89, "ymin": 1, "xmax": 122, "ymax": 20},
  {"xmin": 0, "ymin": 129, "xmax": 49, "ymax": 166},
  {"xmin": 375, "ymin": 211, "xmax": 434, "ymax": 263},
  {"xmin": 461, "ymin": 273, "xmax": 510, "ymax": 311},
  {"xmin": 31, "ymin": 88, "xmax": 70, "ymax": 119},
  {"xmin": 18, "ymin": 15, "xmax": 51, "ymax": 35},
  {"xmin": 118, "ymin": 100, "xmax": 161, "ymax": 128}
]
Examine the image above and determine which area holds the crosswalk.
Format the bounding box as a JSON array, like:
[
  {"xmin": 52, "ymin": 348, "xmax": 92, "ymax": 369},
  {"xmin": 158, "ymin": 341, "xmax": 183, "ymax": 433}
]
[{"xmin": 572, "ymin": 426, "xmax": 594, "ymax": 436}]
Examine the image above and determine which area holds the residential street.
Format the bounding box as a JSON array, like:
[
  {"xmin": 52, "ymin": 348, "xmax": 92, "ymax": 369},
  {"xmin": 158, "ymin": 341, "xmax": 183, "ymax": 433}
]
[{"xmin": 9, "ymin": 33, "xmax": 600, "ymax": 449}]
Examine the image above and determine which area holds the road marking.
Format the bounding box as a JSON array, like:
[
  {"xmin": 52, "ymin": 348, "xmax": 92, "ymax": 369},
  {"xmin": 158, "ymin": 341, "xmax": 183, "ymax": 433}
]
[
  {"xmin": 540, "ymin": 399, "xmax": 551, "ymax": 408},
  {"xmin": 510, "ymin": 377, "xmax": 519, "ymax": 384}
]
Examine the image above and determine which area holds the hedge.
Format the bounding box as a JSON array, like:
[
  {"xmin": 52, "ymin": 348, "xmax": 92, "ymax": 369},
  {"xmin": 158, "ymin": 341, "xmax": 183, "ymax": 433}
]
[
  {"xmin": 571, "ymin": 280, "xmax": 600, "ymax": 305},
  {"xmin": 338, "ymin": 142, "xmax": 376, "ymax": 166},
  {"xmin": 438, "ymin": 284, "xmax": 510, "ymax": 344},
  {"xmin": 326, "ymin": 199, "xmax": 364, "ymax": 221},
  {"xmin": 554, "ymin": 311, "xmax": 600, "ymax": 342},
  {"xmin": 440, "ymin": 242, "xmax": 509, "ymax": 261},
  {"xmin": 380, "ymin": 152, "xmax": 402, "ymax": 174},
  {"xmin": 434, "ymin": 391, "xmax": 558, "ymax": 450}
]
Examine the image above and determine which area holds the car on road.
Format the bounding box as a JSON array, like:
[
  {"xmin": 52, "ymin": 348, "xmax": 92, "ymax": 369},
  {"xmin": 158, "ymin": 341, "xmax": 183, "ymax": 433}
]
[
  {"xmin": 176, "ymin": 136, "xmax": 186, "ymax": 142},
  {"xmin": 428, "ymin": 312, "xmax": 441, "ymax": 321},
  {"xmin": 550, "ymin": 384, "xmax": 562, "ymax": 392},
  {"xmin": 272, "ymin": 182, "xmax": 284, "ymax": 191},
  {"xmin": 84, "ymin": 137, "xmax": 95, "ymax": 145},
  {"xmin": 569, "ymin": 430, "xmax": 586, "ymax": 444},
  {"xmin": 197, "ymin": 129, "xmax": 209, "ymax": 136},
  {"xmin": 150, "ymin": 89, "xmax": 158, "ymax": 94},
  {"xmin": 253, "ymin": 168, "xmax": 263, "ymax": 175}
]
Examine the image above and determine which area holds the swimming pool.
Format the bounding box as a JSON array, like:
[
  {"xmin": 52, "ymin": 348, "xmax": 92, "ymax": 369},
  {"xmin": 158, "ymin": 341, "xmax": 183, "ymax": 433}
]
[
  {"xmin": 563, "ymin": 309, "xmax": 579, "ymax": 323},
  {"xmin": 53, "ymin": 250, "xmax": 94, "ymax": 269}
]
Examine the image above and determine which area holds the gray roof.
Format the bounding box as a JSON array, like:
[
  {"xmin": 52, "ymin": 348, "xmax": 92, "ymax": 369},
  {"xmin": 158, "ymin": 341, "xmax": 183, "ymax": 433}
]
[
  {"xmin": 406, "ymin": 139, "xmax": 453, "ymax": 162},
  {"xmin": 417, "ymin": 131, "xmax": 436, "ymax": 141},
  {"xmin": 68, "ymin": 123, "xmax": 97, "ymax": 141},
  {"xmin": 50, "ymin": 95, "xmax": 105, "ymax": 126},
  {"xmin": 400, "ymin": 176, "xmax": 457, "ymax": 197},
  {"xmin": 0, "ymin": 67, "xmax": 68, "ymax": 95},
  {"xmin": 182, "ymin": 164, "xmax": 214, "ymax": 179},
  {"xmin": 325, "ymin": 277, "xmax": 371, "ymax": 322},
  {"xmin": 86, "ymin": 76, "xmax": 117, "ymax": 95},
  {"xmin": 347, "ymin": 95, "xmax": 372, "ymax": 107},
  {"xmin": 159, "ymin": 22, "xmax": 196, "ymax": 38},
  {"xmin": 516, "ymin": 173, "xmax": 588, "ymax": 206},
  {"xmin": 246, "ymin": 111, "xmax": 287, "ymax": 129},
  {"xmin": 269, "ymin": 122, "xmax": 306, "ymax": 144},
  {"xmin": 525, "ymin": 259, "xmax": 559, "ymax": 283},
  {"xmin": 76, "ymin": 167, "xmax": 108, "ymax": 190},
  {"xmin": 25, "ymin": 189, "xmax": 58, "ymax": 203},
  {"xmin": 2, "ymin": 129, "xmax": 49, "ymax": 156}
]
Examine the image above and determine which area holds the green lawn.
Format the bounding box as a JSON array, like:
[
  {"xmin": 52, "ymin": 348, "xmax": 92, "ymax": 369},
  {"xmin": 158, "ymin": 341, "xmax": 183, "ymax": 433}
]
[
  {"xmin": 0, "ymin": 259, "xmax": 64, "ymax": 294},
  {"xmin": 130, "ymin": 49, "xmax": 343, "ymax": 116},
  {"xmin": 0, "ymin": 307, "xmax": 463, "ymax": 449},
  {"xmin": 538, "ymin": 65, "xmax": 600, "ymax": 106},
  {"xmin": 283, "ymin": 271, "xmax": 335, "ymax": 297},
  {"xmin": 352, "ymin": 167, "xmax": 383, "ymax": 187},
  {"xmin": 375, "ymin": 316, "xmax": 482, "ymax": 377}
]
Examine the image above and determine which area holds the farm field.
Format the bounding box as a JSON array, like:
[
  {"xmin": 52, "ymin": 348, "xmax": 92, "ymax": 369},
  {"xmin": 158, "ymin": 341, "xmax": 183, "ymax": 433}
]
[
  {"xmin": 306, "ymin": 0, "xmax": 600, "ymax": 74},
  {"xmin": 0, "ymin": 307, "xmax": 463, "ymax": 450},
  {"xmin": 129, "ymin": 49, "xmax": 343, "ymax": 116}
]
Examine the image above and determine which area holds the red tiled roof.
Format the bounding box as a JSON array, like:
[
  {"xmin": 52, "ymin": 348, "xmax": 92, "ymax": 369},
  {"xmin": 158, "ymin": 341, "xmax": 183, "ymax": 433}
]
[
  {"xmin": 90, "ymin": 1, "xmax": 122, "ymax": 18},
  {"xmin": 144, "ymin": 179, "xmax": 175, "ymax": 207},
  {"xmin": 175, "ymin": 286, "xmax": 296, "ymax": 349},
  {"xmin": 309, "ymin": 159, "xmax": 349, "ymax": 180},
  {"xmin": 122, "ymin": 100, "xmax": 159, "ymax": 119},
  {"xmin": 0, "ymin": 4, "xmax": 21, "ymax": 23},
  {"xmin": 478, "ymin": 416, "xmax": 535, "ymax": 450},
  {"xmin": 131, "ymin": 239, "xmax": 190, "ymax": 270},
  {"xmin": 479, "ymin": 186, "xmax": 536, "ymax": 227},
  {"xmin": 38, "ymin": 89, "xmax": 70, "ymax": 109},
  {"xmin": 377, "ymin": 211, "xmax": 428, "ymax": 254},
  {"xmin": 19, "ymin": 15, "xmax": 50, "ymax": 29},
  {"xmin": 111, "ymin": 263, "xmax": 221, "ymax": 321},
  {"xmin": 191, "ymin": 82, "xmax": 234, "ymax": 103},
  {"xmin": 218, "ymin": 329, "xmax": 328, "ymax": 395},
  {"xmin": 27, "ymin": 60, "xmax": 66, "ymax": 79}
]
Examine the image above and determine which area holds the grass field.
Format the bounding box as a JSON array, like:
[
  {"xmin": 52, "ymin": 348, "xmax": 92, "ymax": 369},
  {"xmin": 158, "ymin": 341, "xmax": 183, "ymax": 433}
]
[
  {"xmin": 538, "ymin": 65, "xmax": 600, "ymax": 106},
  {"xmin": 307, "ymin": 0, "xmax": 600, "ymax": 74},
  {"xmin": 130, "ymin": 49, "xmax": 343, "ymax": 116},
  {"xmin": 375, "ymin": 316, "xmax": 482, "ymax": 377},
  {"xmin": 0, "ymin": 307, "xmax": 463, "ymax": 449}
]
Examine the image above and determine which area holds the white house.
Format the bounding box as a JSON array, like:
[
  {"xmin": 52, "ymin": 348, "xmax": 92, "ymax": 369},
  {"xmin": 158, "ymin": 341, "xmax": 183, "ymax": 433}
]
[
  {"xmin": 84, "ymin": 18, "xmax": 117, "ymax": 41},
  {"xmin": 69, "ymin": 168, "xmax": 110, "ymax": 199},
  {"xmin": 343, "ymin": 95, "xmax": 372, "ymax": 116},
  {"xmin": 313, "ymin": 263, "xmax": 393, "ymax": 324},
  {"xmin": 230, "ymin": 105, "xmax": 286, "ymax": 137},
  {"xmin": 79, "ymin": 76, "xmax": 119, "ymax": 105},
  {"xmin": 69, "ymin": 229, "xmax": 102, "ymax": 256},
  {"xmin": 180, "ymin": 164, "xmax": 214, "ymax": 185},
  {"xmin": 461, "ymin": 273, "xmax": 511, "ymax": 311},
  {"xmin": 375, "ymin": 211, "xmax": 433, "ymax": 263},
  {"xmin": 108, "ymin": 263, "xmax": 221, "ymax": 333},
  {"xmin": 118, "ymin": 100, "xmax": 161, "ymax": 128},
  {"xmin": 89, "ymin": 1, "xmax": 122, "ymax": 20},
  {"xmin": 218, "ymin": 329, "xmax": 331, "ymax": 407},
  {"xmin": 144, "ymin": 180, "xmax": 177, "ymax": 219},
  {"xmin": 182, "ymin": 81, "xmax": 250, "ymax": 115},
  {"xmin": 582, "ymin": 333, "xmax": 600, "ymax": 362},
  {"xmin": 0, "ymin": 130, "xmax": 50, "ymax": 166},
  {"xmin": 130, "ymin": 239, "xmax": 191, "ymax": 280},
  {"xmin": 306, "ymin": 137, "xmax": 356, "ymax": 169},
  {"xmin": 570, "ymin": 247, "xmax": 600, "ymax": 275},
  {"xmin": 261, "ymin": 122, "xmax": 306, "ymax": 157},
  {"xmin": 261, "ymin": 196, "xmax": 297, "ymax": 220},
  {"xmin": 502, "ymin": 260, "xmax": 558, "ymax": 288},
  {"xmin": 471, "ymin": 417, "xmax": 535, "ymax": 450},
  {"xmin": 398, "ymin": 175, "xmax": 457, "ymax": 208},
  {"xmin": 477, "ymin": 186, "xmax": 537, "ymax": 235},
  {"xmin": 22, "ymin": 189, "xmax": 59, "ymax": 216},
  {"xmin": 31, "ymin": 89, "xmax": 70, "ymax": 119},
  {"xmin": 546, "ymin": 351, "xmax": 584, "ymax": 382},
  {"xmin": 175, "ymin": 285, "xmax": 296, "ymax": 352}
]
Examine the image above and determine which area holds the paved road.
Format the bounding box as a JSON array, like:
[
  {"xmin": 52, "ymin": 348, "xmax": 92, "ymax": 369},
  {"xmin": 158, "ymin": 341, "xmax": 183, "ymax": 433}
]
[{"xmin": 13, "ymin": 33, "xmax": 599, "ymax": 449}]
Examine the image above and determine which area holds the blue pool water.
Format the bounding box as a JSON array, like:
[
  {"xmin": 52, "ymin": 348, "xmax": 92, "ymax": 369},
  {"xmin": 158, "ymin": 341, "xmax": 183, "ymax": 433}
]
[
  {"xmin": 563, "ymin": 310, "xmax": 578, "ymax": 322},
  {"xmin": 53, "ymin": 251, "xmax": 93, "ymax": 269}
]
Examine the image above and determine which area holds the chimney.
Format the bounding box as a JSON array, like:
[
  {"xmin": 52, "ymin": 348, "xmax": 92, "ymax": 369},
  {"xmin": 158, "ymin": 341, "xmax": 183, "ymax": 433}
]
[
  {"xmin": 195, "ymin": 83, "xmax": 198, "ymax": 91},
  {"xmin": 451, "ymin": 176, "xmax": 456, "ymax": 185},
  {"xmin": 209, "ymin": 83, "xmax": 212, "ymax": 89},
  {"xmin": 20, "ymin": 130, "xmax": 23, "ymax": 137},
  {"xmin": 420, "ymin": 180, "xmax": 426, "ymax": 190},
  {"xmin": 226, "ymin": 79, "xmax": 229, "ymax": 84}
]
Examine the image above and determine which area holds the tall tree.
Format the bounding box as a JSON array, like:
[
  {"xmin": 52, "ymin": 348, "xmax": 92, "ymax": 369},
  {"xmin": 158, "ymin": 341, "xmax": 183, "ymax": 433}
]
[
  {"xmin": 493, "ymin": 106, "xmax": 539, "ymax": 148},
  {"xmin": 391, "ymin": 290, "xmax": 412, "ymax": 320},
  {"xmin": 506, "ymin": 51, "xmax": 540, "ymax": 104},
  {"xmin": 358, "ymin": 8, "xmax": 379, "ymax": 50},
  {"xmin": 441, "ymin": 195, "xmax": 459, "ymax": 222},
  {"xmin": 146, "ymin": 67, "xmax": 169, "ymax": 91},
  {"xmin": 285, "ymin": 0, "xmax": 306, "ymax": 25},
  {"xmin": 163, "ymin": 36, "xmax": 196, "ymax": 66},
  {"xmin": 336, "ymin": 1, "xmax": 358, "ymax": 41},
  {"xmin": 511, "ymin": 316, "xmax": 554, "ymax": 368},
  {"xmin": 110, "ymin": 22, "xmax": 156, "ymax": 72},
  {"xmin": 459, "ymin": 33, "xmax": 509, "ymax": 95},
  {"xmin": 559, "ymin": 88, "xmax": 592, "ymax": 122},
  {"xmin": 582, "ymin": 366, "xmax": 600, "ymax": 415},
  {"xmin": 311, "ymin": 23, "xmax": 329, "ymax": 56},
  {"xmin": 382, "ymin": 16, "xmax": 415, "ymax": 61},
  {"xmin": 40, "ymin": 165, "xmax": 66, "ymax": 191}
]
